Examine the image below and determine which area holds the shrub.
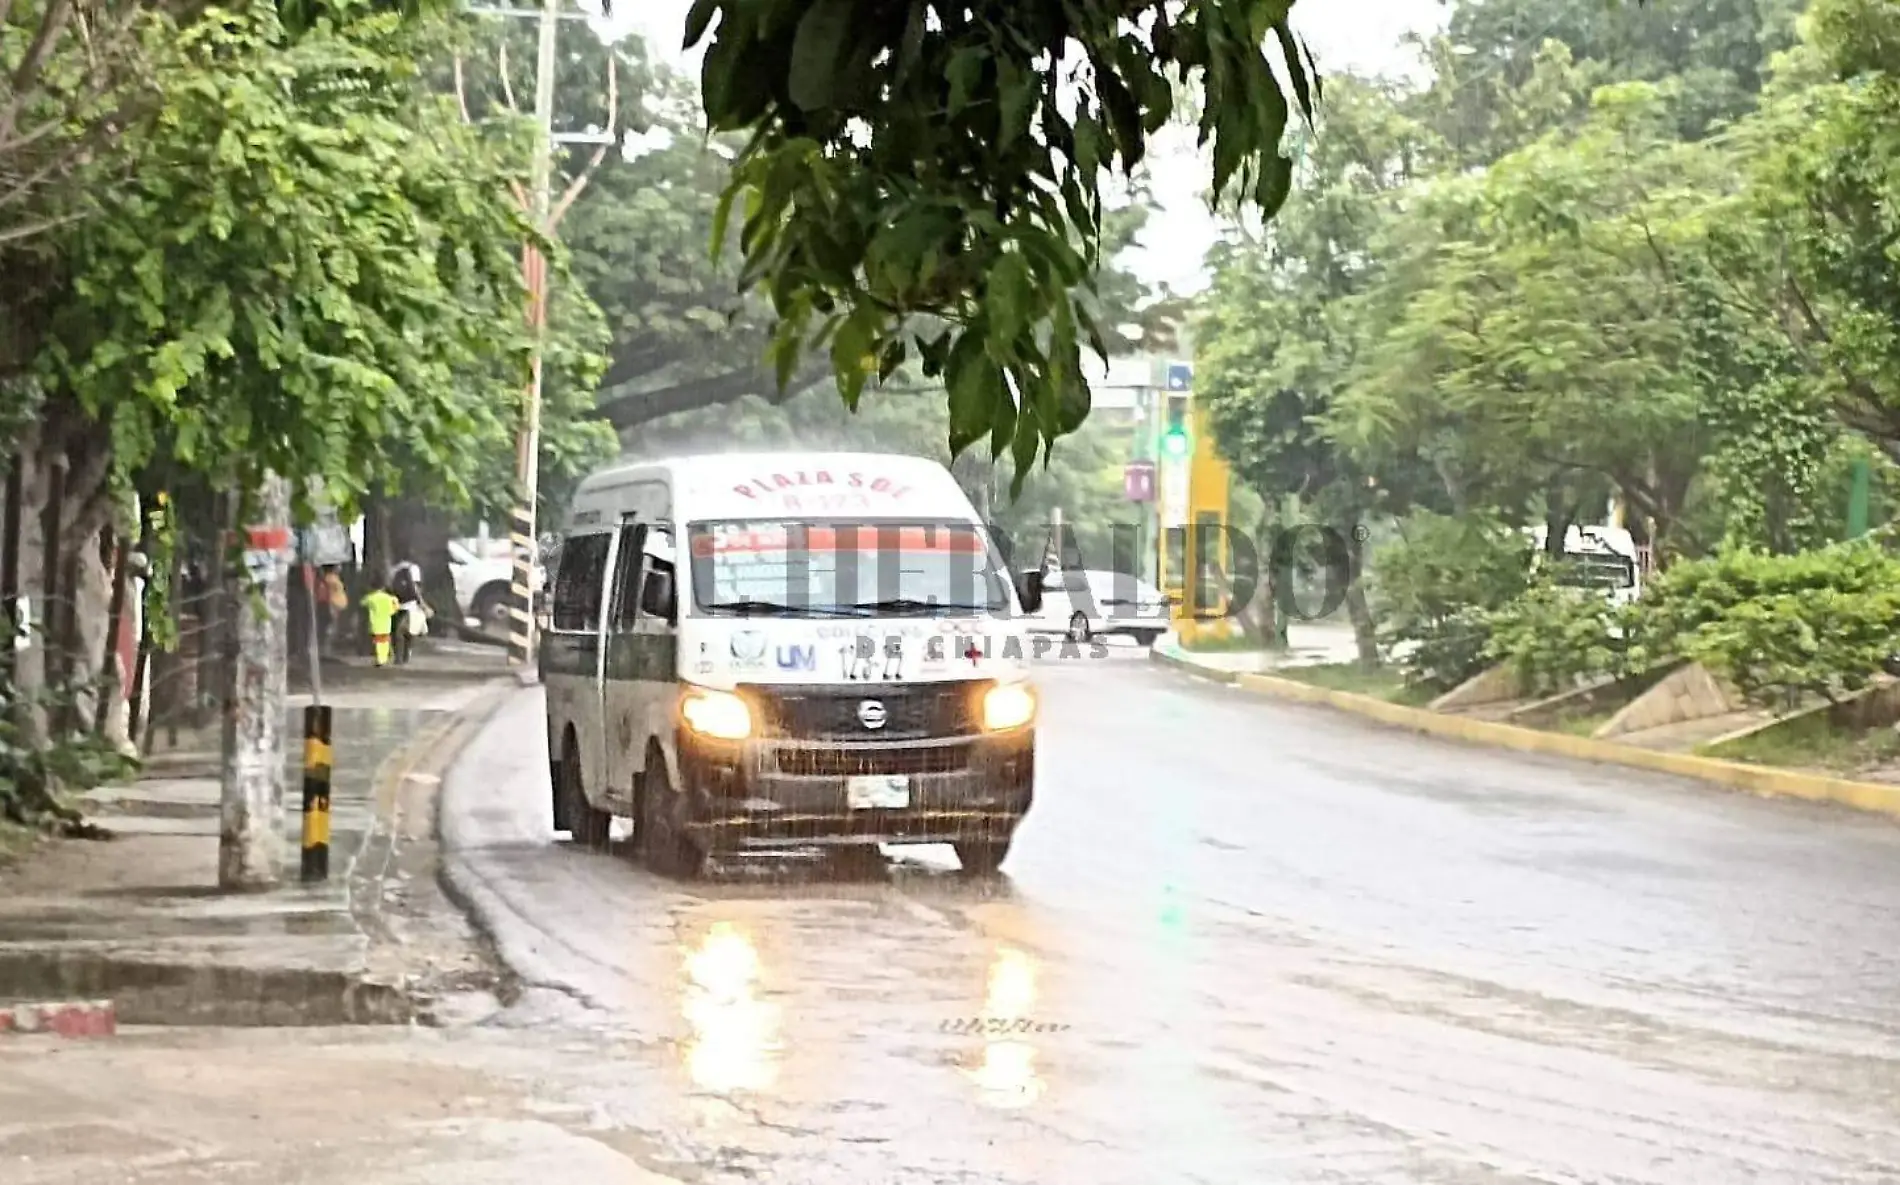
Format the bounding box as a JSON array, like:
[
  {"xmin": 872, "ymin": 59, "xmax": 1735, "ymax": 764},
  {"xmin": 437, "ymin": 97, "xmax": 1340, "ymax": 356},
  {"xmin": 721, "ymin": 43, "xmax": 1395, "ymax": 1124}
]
[
  {"xmin": 1635, "ymin": 543, "xmax": 1900, "ymax": 708},
  {"xmin": 0, "ymin": 674, "xmax": 136, "ymax": 832},
  {"xmin": 1680, "ymin": 588, "xmax": 1900, "ymax": 709},
  {"xmin": 1372, "ymin": 512, "xmax": 1531, "ymax": 691},
  {"xmin": 1484, "ymin": 581, "xmax": 1633, "ymax": 697}
]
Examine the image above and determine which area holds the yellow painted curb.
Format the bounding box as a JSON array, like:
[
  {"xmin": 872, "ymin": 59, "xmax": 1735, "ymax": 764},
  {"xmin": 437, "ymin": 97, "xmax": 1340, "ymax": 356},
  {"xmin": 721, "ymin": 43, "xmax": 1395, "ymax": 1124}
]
[{"xmin": 1152, "ymin": 647, "xmax": 1900, "ymax": 819}]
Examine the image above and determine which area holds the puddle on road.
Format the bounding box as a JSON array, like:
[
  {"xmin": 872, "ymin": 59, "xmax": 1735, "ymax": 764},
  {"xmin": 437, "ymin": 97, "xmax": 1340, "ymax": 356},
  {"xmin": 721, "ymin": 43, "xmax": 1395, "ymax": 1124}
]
[
  {"xmin": 680, "ymin": 921, "xmax": 782, "ymax": 1094},
  {"xmin": 961, "ymin": 945, "xmax": 1048, "ymax": 1109}
]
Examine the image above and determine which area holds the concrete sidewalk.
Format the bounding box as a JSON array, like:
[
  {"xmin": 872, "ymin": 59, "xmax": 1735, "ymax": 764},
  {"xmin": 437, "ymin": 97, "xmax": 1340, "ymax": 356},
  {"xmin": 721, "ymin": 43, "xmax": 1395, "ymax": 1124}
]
[
  {"xmin": 1156, "ymin": 619, "xmax": 1364, "ymax": 675},
  {"xmin": 0, "ymin": 674, "xmax": 512, "ymax": 1027}
]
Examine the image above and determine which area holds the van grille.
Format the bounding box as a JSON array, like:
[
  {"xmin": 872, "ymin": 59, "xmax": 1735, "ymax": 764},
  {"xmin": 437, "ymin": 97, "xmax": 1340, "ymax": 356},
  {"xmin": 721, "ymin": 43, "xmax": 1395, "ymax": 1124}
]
[
  {"xmin": 773, "ymin": 743, "xmax": 974, "ymax": 777},
  {"xmin": 745, "ymin": 682, "xmax": 988, "ymax": 741}
]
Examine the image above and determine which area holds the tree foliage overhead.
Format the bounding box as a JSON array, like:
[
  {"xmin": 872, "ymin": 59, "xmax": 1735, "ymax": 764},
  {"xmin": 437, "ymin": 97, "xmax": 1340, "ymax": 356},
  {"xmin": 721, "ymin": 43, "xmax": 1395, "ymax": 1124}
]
[
  {"xmin": 684, "ymin": 0, "xmax": 1317, "ymax": 491},
  {"xmin": 39, "ymin": 2, "xmax": 577, "ymax": 518},
  {"xmin": 1192, "ymin": 0, "xmax": 1900, "ymax": 683}
]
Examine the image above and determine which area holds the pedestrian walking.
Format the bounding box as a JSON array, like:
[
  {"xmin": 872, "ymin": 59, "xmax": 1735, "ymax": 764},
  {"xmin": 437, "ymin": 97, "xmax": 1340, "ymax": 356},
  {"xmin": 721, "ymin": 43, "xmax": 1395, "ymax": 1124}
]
[
  {"xmin": 322, "ymin": 568, "xmax": 349, "ymax": 656},
  {"xmin": 389, "ymin": 561, "xmax": 426, "ymax": 665},
  {"xmin": 362, "ymin": 583, "xmax": 401, "ymax": 668}
]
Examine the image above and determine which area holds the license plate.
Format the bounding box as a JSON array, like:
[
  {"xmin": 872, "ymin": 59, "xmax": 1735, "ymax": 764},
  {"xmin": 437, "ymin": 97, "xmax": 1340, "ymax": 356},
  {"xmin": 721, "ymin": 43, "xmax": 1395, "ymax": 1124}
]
[{"xmin": 846, "ymin": 775, "xmax": 910, "ymax": 810}]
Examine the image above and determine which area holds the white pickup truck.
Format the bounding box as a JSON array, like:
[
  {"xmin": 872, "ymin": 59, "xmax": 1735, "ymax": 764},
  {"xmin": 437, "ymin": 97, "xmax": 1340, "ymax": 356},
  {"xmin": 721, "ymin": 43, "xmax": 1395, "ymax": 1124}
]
[
  {"xmin": 448, "ymin": 538, "xmax": 545, "ymax": 633},
  {"xmin": 1527, "ymin": 524, "xmax": 1643, "ymax": 605}
]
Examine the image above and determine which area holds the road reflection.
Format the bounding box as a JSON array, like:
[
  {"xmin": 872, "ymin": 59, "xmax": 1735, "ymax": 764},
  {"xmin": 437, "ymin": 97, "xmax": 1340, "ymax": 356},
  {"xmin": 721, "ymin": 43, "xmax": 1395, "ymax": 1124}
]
[
  {"xmin": 681, "ymin": 921, "xmax": 781, "ymax": 1093},
  {"xmin": 963, "ymin": 945, "xmax": 1046, "ymax": 1108}
]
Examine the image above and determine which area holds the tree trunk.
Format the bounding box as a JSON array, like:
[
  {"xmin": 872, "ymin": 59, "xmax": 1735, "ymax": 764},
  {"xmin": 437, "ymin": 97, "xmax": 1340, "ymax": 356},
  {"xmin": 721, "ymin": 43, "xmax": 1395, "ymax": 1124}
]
[
  {"xmin": 1543, "ymin": 487, "xmax": 1574, "ymax": 560},
  {"xmin": 1344, "ymin": 580, "xmax": 1379, "ymax": 670},
  {"xmin": 219, "ymin": 473, "xmax": 290, "ymax": 891},
  {"xmin": 68, "ymin": 522, "xmax": 114, "ymax": 738},
  {"xmin": 1432, "ymin": 451, "xmax": 1469, "ymax": 516},
  {"xmin": 7, "ymin": 420, "xmax": 54, "ymax": 745},
  {"xmin": 367, "ymin": 492, "xmax": 461, "ymax": 626}
]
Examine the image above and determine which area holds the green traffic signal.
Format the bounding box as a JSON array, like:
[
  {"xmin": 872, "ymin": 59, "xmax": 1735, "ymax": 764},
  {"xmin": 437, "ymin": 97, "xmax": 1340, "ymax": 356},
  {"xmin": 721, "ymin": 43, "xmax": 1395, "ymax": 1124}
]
[{"xmin": 1162, "ymin": 428, "xmax": 1190, "ymax": 458}]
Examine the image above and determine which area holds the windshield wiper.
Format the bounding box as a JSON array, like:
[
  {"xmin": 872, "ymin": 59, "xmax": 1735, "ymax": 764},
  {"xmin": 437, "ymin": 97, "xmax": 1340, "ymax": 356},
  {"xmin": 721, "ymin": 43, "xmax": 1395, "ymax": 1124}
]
[
  {"xmin": 706, "ymin": 599, "xmax": 865, "ymax": 617},
  {"xmin": 844, "ymin": 598, "xmax": 996, "ymax": 615},
  {"xmin": 705, "ymin": 599, "xmax": 802, "ymax": 616}
]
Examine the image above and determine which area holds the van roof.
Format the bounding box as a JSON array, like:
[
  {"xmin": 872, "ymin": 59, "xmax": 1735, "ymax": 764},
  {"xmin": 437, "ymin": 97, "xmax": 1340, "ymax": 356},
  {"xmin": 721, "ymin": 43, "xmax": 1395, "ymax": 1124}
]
[{"xmin": 568, "ymin": 451, "xmax": 974, "ymax": 526}]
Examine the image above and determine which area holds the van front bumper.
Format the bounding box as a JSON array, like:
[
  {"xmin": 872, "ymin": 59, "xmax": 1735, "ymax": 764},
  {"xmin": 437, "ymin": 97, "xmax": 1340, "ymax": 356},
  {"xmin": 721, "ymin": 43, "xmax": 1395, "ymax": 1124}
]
[{"xmin": 676, "ymin": 728, "xmax": 1035, "ymax": 849}]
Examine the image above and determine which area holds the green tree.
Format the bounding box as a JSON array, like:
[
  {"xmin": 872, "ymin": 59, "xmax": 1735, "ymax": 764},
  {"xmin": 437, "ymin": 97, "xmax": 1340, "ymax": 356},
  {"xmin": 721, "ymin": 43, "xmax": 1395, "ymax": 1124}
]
[
  {"xmin": 1198, "ymin": 74, "xmax": 1441, "ymax": 663},
  {"xmin": 1415, "ymin": 0, "xmax": 1792, "ymax": 165},
  {"xmin": 1340, "ymin": 79, "xmax": 1731, "ymax": 561},
  {"xmin": 1731, "ymin": 0, "xmax": 1900, "ymax": 464},
  {"xmin": 684, "ymin": 0, "xmax": 1318, "ymax": 485},
  {"xmin": 44, "ymin": 5, "xmax": 569, "ymax": 514}
]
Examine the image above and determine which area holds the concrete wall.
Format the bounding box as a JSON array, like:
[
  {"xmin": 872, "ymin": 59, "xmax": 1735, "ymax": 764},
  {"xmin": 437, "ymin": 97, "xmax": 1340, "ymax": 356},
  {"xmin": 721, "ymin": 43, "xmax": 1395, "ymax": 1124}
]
[
  {"xmin": 1431, "ymin": 663, "xmax": 1523, "ymax": 712},
  {"xmin": 1596, "ymin": 661, "xmax": 1740, "ymax": 739}
]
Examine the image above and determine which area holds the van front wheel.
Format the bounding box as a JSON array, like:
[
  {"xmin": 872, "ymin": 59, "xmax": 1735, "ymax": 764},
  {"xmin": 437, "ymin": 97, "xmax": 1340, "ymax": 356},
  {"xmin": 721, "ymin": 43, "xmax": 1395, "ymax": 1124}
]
[
  {"xmin": 954, "ymin": 835, "xmax": 1013, "ymax": 877},
  {"xmin": 638, "ymin": 757, "xmax": 702, "ymax": 879}
]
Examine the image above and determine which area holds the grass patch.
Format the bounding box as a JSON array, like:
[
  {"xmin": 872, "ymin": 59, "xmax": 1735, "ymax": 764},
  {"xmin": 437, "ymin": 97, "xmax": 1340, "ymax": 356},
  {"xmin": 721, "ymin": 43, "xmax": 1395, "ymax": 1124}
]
[
  {"xmin": 1547, "ymin": 710, "xmax": 1615, "ymax": 738},
  {"xmin": 1274, "ymin": 662, "xmax": 1436, "ymax": 706},
  {"xmin": 1179, "ymin": 632, "xmax": 1265, "ymax": 654},
  {"xmin": 1703, "ymin": 713, "xmax": 1900, "ymax": 774}
]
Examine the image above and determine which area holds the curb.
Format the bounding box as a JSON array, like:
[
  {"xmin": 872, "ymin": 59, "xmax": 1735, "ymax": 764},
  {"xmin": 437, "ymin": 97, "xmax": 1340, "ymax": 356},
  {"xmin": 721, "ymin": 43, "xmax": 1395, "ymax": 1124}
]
[
  {"xmin": 1151, "ymin": 647, "xmax": 1900, "ymax": 820},
  {"xmin": 0, "ymin": 955, "xmax": 413, "ymax": 1027},
  {"xmin": 435, "ymin": 685, "xmax": 616, "ymax": 1017},
  {"xmin": 0, "ymin": 999, "xmax": 116, "ymax": 1038},
  {"xmin": 1150, "ymin": 645, "xmax": 1241, "ymax": 685}
]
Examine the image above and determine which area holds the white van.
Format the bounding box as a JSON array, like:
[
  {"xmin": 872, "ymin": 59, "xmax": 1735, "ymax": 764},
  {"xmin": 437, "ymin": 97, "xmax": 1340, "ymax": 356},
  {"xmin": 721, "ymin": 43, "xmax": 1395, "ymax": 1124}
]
[
  {"xmin": 1528, "ymin": 524, "xmax": 1643, "ymax": 606},
  {"xmin": 541, "ymin": 451, "xmax": 1046, "ymax": 877}
]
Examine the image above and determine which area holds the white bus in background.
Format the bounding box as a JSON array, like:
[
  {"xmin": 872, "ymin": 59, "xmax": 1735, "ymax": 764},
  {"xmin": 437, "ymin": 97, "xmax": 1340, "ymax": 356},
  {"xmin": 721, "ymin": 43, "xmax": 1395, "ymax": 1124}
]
[{"xmin": 1528, "ymin": 524, "xmax": 1643, "ymax": 605}]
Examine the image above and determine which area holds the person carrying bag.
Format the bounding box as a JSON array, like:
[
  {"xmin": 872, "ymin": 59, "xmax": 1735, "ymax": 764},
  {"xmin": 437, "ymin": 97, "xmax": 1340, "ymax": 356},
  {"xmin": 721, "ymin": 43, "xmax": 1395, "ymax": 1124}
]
[{"xmin": 389, "ymin": 561, "xmax": 428, "ymax": 665}]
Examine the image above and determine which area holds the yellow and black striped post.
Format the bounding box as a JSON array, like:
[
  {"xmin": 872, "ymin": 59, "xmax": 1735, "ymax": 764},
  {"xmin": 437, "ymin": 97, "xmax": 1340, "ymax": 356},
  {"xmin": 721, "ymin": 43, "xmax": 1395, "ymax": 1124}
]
[
  {"xmin": 300, "ymin": 705, "xmax": 333, "ymax": 882},
  {"xmin": 508, "ymin": 234, "xmax": 547, "ymax": 674},
  {"xmin": 507, "ymin": 505, "xmax": 538, "ymax": 668}
]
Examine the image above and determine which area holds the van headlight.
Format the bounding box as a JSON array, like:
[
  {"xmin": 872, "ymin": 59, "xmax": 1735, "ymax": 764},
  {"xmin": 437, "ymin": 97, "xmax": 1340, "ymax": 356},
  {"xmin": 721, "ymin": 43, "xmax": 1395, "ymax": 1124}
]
[
  {"xmin": 982, "ymin": 682, "xmax": 1037, "ymax": 732},
  {"xmin": 680, "ymin": 687, "xmax": 752, "ymax": 741}
]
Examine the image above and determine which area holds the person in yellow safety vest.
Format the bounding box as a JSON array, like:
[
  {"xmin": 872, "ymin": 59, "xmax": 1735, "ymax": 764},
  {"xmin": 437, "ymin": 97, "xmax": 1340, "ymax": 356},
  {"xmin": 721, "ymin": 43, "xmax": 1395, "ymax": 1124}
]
[{"xmin": 362, "ymin": 583, "xmax": 401, "ymax": 668}]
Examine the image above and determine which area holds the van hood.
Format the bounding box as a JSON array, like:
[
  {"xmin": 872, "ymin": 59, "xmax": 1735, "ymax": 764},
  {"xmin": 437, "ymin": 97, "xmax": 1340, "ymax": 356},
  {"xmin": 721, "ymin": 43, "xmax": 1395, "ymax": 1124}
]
[{"xmin": 678, "ymin": 616, "xmax": 1030, "ymax": 688}]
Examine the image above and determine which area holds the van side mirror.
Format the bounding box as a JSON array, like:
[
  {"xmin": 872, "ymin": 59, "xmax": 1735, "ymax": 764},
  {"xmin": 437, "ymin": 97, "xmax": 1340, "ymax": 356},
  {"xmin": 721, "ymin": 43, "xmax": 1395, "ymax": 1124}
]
[
  {"xmin": 641, "ymin": 567, "xmax": 676, "ymax": 624},
  {"xmin": 1013, "ymin": 570, "xmax": 1043, "ymax": 615}
]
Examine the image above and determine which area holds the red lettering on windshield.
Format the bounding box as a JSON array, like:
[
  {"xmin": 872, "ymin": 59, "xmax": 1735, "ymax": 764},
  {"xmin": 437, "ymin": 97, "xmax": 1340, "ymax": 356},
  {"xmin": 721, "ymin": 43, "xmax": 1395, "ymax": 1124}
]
[
  {"xmin": 696, "ymin": 527, "xmax": 984, "ymax": 554},
  {"xmin": 729, "ymin": 472, "xmax": 915, "ymax": 502}
]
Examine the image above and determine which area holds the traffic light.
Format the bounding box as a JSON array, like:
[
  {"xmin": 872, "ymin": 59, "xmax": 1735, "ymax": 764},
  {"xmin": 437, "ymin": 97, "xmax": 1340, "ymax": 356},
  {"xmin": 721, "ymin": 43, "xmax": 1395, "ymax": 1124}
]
[{"xmin": 1161, "ymin": 395, "xmax": 1189, "ymax": 458}]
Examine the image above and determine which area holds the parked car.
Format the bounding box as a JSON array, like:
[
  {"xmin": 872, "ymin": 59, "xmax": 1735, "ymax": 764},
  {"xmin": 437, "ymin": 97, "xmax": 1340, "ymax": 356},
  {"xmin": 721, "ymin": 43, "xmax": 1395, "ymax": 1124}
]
[
  {"xmin": 448, "ymin": 538, "xmax": 544, "ymax": 634},
  {"xmin": 1026, "ymin": 567, "xmax": 1172, "ymax": 646}
]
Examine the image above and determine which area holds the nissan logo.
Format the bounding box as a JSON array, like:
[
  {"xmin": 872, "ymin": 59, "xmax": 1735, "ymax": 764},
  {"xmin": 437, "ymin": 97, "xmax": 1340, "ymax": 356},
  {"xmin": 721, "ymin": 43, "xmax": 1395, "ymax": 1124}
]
[{"xmin": 857, "ymin": 700, "xmax": 887, "ymax": 730}]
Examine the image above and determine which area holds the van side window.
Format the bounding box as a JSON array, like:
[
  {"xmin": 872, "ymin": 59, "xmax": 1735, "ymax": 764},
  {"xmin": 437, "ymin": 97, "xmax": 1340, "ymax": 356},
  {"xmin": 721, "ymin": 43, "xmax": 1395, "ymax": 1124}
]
[
  {"xmin": 639, "ymin": 556, "xmax": 676, "ymax": 623},
  {"xmin": 638, "ymin": 526, "xmax": 676, "ymax": 625},
  {"xmin": 610, "ymin": 523, "xmax": 647, "ymax": 631},
  {"xmin": 552, "ymin": 533, "xmax": 611, "ymax": 631}
]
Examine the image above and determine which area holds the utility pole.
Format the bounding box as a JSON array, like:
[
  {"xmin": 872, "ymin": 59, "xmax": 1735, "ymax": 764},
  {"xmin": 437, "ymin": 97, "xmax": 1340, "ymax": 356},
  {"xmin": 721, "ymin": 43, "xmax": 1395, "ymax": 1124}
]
[
  {"xmin": 220, "ymin": 473, "xmax": 291, "ymax": 890},
  {"xmin": 466, "ymin": 0, "xmax": 615, "ymax": 679},
  {"xmin": 505, "ymin": 0, "xmax": 559, "ymax": 678}
]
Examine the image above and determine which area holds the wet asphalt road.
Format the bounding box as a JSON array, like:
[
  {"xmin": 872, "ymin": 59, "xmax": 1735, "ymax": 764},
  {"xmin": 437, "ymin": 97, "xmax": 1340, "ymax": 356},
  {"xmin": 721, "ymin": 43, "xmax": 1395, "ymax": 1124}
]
[{"xmin": 443, "ymin": 645, "xmax": 1900, "ymax": 1185}]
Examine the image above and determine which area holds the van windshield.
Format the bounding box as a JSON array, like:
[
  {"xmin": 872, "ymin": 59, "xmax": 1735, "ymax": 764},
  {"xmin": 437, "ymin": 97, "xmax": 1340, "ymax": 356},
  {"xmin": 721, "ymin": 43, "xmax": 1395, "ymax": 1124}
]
[
  {"xmin": 688, "ymin": 520, "xmax": 1011, "ymax": 616},
  {"xmin": 1553, "ymin": 550, "xmax": 1635, "ymax": 590}
]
